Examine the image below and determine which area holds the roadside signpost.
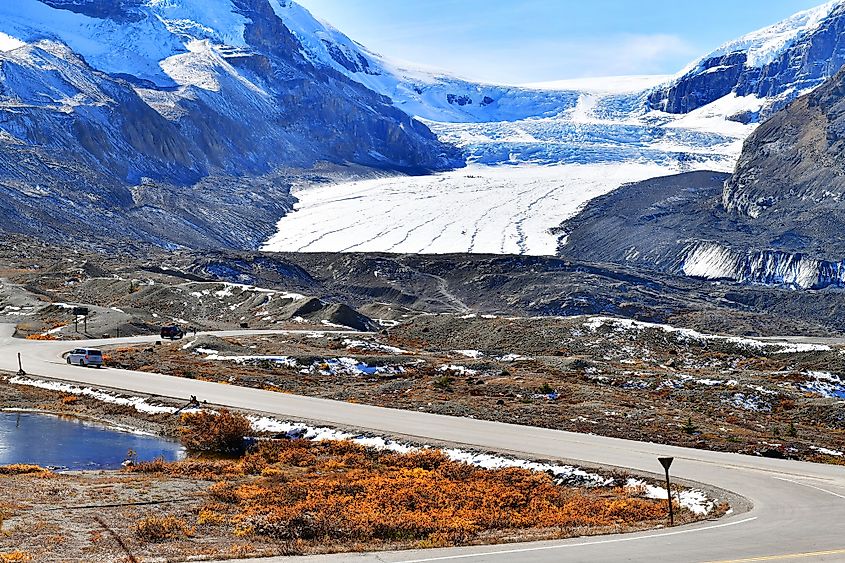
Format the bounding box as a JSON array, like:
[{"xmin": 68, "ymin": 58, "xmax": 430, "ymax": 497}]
[
  {"xmin": 658, "ymin": 457, "xmax": 674, "ymax": 526},
  {"xmin": 73, "ymin": 306, "xmax": 89, "ymax": 333}
]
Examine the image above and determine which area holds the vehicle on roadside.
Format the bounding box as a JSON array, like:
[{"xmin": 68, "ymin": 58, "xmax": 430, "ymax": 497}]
[
  {"xmin": 160, "ymin": 325, "xmax": 185, "ymax": 340},
  {"xmin": 66, "ymin": 348, "xmax": 103, "ymax": 368}
]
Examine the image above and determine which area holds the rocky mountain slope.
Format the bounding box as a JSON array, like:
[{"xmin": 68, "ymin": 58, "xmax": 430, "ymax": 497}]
[
  {"xmin": 558, "ymin": 65, "xmax": 845, "ymax": 290},
  {"xmin": 649, "ymin": 1, "xmax": 845, "ymax": 119},
  {"xmin": 723, "ymin": 65, "xmax": 845, "ymax": 223},
  {"xmin": 5, "ymin": 232, "xmax": 845, "ymax": 338},
  {"xmin": 0, "ymin": 0, "xmax": 459, "ymax": 249}
]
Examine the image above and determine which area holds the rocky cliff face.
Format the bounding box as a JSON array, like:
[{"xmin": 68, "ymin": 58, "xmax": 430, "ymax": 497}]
[
  {"xmin": 0, "ymin": 0, "xmax": 461, "ymax": 249},
  {"xmin": 649, "ymin": 2, "xmax": 845, "ymax": 120},
  {"xmin": 723, "ymin": 65, "xmax": 845, "ymax": 225},
  {"xmin": 559, "ymin": 66, "xmax": 845, "ymax": 290},
  {"xmin": 556, "ymin": 167, "xmax": 845, "ymax": 290}
]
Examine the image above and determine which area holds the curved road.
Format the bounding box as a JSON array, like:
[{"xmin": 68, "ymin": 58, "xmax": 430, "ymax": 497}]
[{"xmin": 1, "ymin": 325, "xmax": 844, "ymax": 562}]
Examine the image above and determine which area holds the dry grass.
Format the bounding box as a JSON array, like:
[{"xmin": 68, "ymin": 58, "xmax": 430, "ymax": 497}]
[
  {"xmin": 0, "ymin": 465, "xmax": 48, "ymax": 476},
  {"xmin": 0, "ymin": 551, "xmax": 31, "ymax": 563},
  {"xmin": 134, "ymin": 514, "xmax": 194, "ymax": 542},
  {"xmin": 132, "ymin": 439, "xmax": 669, "ymax": 548}
]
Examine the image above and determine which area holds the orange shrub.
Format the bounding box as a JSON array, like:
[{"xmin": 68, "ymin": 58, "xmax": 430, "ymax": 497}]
[
  {"xmin": 178, "ymin": 409, "xmax": 252, "ymax": 455},
  {"xmin": 25, "ymin": 334, "xmax": 58, "ymax": 341},
  {"xmin": 130, "ymin": 440, "xmax": 680, "ymax": 546},
  {"xmin": 135, "ymin": 514, "xmax": 193, "ymax": 542},
  {"xmin": 197, "ymin": 502, "xmax": 228, "ymax": 526},
  {"xmin": 133, "ymin": 439, "xmax": 673, "ymax": 547},
  {"xmin": 0, "ymin": 465, "xmax": 47, "ymax": 475},
  {"xmin": 0, "ymin": 551, "xmax": 31, "ymax": 563}
]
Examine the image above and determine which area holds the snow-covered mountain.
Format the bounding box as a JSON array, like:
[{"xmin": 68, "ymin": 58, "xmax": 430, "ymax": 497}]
[
  {"xmin": 263, "ymin": 1, "xmax": 845, "ymax": 255},
  {"xmin": 248, "ymin": 0, "xmax": 845, "ymax": 178},
  {"xmin": 282, "ymin": 0, "xmax": 845, "ymax": 125},
  {"xmin": 4, "ymin": 0, "xmax": 845, "ymax": 257},
  {"xmin": 649, "ymin": 1, "xmax": 845, "ymax": 119},
  {"xmin": 0, "ymin": 0, "xmax": 459, "ymax": 248},
  {"xmin": 266, "ymin": 0, "xmax": 580, "ymax": 124},
  {"xmin": 275, "ymin": 0, "xmax": 845, "ymax": 166},
  {"xmin": 554, "ymin": 4, "xmax": 845, "ymax": 290}
]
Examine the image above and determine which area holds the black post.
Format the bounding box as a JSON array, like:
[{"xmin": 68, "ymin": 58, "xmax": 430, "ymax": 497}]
[
  {"xmin": 72, "ymin": 307, "xmax": 89, "ymax": 334},
  {"xmin": 659, "ymin": 457, "xmax": 674, "ymax": 526},
  {"xmin": 116, "ymin": 327, "xmax": 120, "ymax": 338},
  {"xmin": 16, "ymin": 353, "xmax": 25, "ymax": 376}
]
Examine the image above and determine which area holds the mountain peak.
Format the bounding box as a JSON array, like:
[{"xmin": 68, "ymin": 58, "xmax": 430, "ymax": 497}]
[
  {"xmin": 648, "ymin": 1, "xmax": 845, "ymax": 117},
  {"xmin": 0, "ymin": 0, "xmax": 461, "ymax": 249}
]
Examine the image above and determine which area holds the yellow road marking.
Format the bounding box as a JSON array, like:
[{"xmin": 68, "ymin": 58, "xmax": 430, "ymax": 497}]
[{"xmin": 705, "ymin": 549, "xmax": 845, "ymax": 562}]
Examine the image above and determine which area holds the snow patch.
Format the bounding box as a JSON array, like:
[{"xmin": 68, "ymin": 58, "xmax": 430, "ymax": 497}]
[
  {"xmin": 7, "ymin": 376, "xmax": 188, "ymax": 415},
  {"xmin": 0, "ymin": 31, "xmax": 25, "ymax": 52},
  {"xmin": 811, "ymin": 446, "xmax": 844, "ymax": 457},
  {"xmin": 728, "ymin": 393, "xmax": 771, "ymax": 412},
  {"xmin": 306, "ymin": 357, "xmax": 404, "ymax": 377},
  {"xmin": 626, "ymin": 478, "xmax": 715, "ymax": 516},
  {"xmin": 343, "ymin": 338, "xmax": 407, "ymax": 354},
  {"xmin": 584, "ymin": 316, "xmax": 831, "ymax": 354},
  {"xmin": 453, "ymin": 349, "xmax": 484, "ymax": 359},
  {"xmin": 800, "ymin": 371, "xmax": 845, "ymax": 399},
  {"xmin": 438, "ymin": 364, "xmax": 478, "ymax": 376}
]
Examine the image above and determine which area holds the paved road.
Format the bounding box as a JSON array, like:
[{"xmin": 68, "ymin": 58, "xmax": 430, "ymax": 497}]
[
  {"xmin": 757, "ymin": 335, "xmax": 845, "ymax": 347},
  {"xmin": 1, "ymin": 324, "xmax": 844, "ymax": 562}
]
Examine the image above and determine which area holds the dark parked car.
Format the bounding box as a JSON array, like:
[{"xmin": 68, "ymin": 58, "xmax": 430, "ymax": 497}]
[{"xmin": 160, "ymin": 325, "xmax": 184, "ymax": 340}]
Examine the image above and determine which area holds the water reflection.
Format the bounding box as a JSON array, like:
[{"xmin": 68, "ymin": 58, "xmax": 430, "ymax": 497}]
[{"xmin": 0, "ymin": 411, "xmax": 184, "ymax": 470}]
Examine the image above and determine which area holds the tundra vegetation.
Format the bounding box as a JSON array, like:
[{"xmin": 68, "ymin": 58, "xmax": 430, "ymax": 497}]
[
  {"xmin": 0, "ymin": 386, "xmax": 710, "ymax": 561},
  {"xmin": 106, "ymin": 315, "xmax": 845, "ymax": 463}
]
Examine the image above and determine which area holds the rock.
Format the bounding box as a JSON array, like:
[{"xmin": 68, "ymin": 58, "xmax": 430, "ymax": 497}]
[
  {"xmin": 559, "ymin": 75, "xmax": 845, "ymax": 292},
  {"xmin": 649, "ymin": 3, "xmax": 845, "ymax": 118}
]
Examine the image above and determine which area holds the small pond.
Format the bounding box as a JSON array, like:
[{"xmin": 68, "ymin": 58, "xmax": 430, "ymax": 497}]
[{"xmin": 0, "ymin": 411, "xmax": 185, "ymax": 470}]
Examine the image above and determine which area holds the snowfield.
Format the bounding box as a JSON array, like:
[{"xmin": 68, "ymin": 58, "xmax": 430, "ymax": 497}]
[{"xmin": 263, "ymin": 161, "xmax": 726, "ymax": 255}]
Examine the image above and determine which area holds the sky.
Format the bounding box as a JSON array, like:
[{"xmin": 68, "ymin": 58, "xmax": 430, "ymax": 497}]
[{"xmin": 296, "ymin": 0, "xmax": 826, "ymax": 84}]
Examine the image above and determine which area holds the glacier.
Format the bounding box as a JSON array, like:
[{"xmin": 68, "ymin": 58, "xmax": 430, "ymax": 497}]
[
  {"xmin": 260, "ymin": 70, "xmax": 750, "ymax": 254},
  {"xmin": 681, "ymin": 242, "xmax": 845, "ymax": 290},
  {"xmin": 263, "ymin": 161, "xmax": 728, "ymax": 256},
  {"xmin": 3, "ymin": 0, "xmax": 845, "ymax": 264},
  {"xmin": 263, "ymin": 0, "xmax": 845, "ymax": 256}
]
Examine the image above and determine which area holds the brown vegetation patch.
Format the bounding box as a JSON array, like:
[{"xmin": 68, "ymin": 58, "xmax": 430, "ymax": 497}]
[
  {"xmin": 134, "ymin": 514, "xmax": 194, "ymax": 542},
  {"xmin": 178, "ymin": 409, "xmax": 251, "ymax": 455},
  {"xmin": 131, "ymin": 439, "xmax": 682, "ymax": 551}
]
